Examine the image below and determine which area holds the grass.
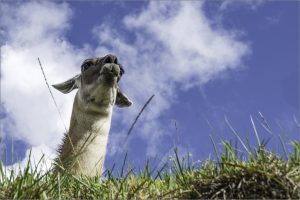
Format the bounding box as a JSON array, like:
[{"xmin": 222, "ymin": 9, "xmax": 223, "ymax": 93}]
[{"xmin": 0, "ymin": 118, "xmax": 299, "ymax": 199}]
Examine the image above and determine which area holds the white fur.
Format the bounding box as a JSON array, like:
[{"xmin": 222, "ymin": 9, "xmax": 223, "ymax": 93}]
[{"xmin": 53, "ymin": 55, "xmax": 132, "ymax": 176}]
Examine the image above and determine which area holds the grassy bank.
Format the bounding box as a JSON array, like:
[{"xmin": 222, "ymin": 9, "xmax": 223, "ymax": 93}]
[
  {"xmin": 0, "ymin": 118, "xmax": 299, "ymax": 199},
  {"xmin": 0, "ymin": 142, "xmax": 299, "ymax": 199}
]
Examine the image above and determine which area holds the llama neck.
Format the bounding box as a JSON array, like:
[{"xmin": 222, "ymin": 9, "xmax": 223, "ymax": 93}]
[
  {"xmin": 69, "ymin": 95, "xmax": 113, "ymax": 139},
  {"xmin": 58, "ymin": 94, "xmax": 114, "ymax": 176}
]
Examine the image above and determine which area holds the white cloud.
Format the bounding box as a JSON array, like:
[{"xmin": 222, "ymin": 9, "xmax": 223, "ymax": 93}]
[
  {"xmin": 95, "ymin": 1, "xmax": 250, "ymax": 156},
  {"xmin": 1, "ymin": 1, "xmax": 250, "ymax": 170},
  {"xmin": 1, "ymin": 1, "xmax": 71, "ymax": 45},
  {"xmin": 1, "ymin": 1, "xmax": 91, "ymax": 168}
]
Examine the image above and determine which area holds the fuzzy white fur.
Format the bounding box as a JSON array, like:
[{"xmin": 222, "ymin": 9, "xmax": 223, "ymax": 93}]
[{"xmin": 53, "ymin": 55, "xmax": 132, "ymax": 176}]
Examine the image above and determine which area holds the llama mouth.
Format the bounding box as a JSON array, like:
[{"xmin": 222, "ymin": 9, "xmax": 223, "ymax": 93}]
[
  {"xmin": 99, "ymin": 73, "xmax": 118, "ymax": 86},
  {"xmin": 100, "ymin": 71, "xmax": 119, "ymax": 77}
]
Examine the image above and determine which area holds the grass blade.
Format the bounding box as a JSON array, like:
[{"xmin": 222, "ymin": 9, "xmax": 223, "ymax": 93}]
[
  {"xmin": 225, "ymin": 116, "xmax": 250, "ymax": 154},
  {"xmin": 250, "ymin": 115, "xmax": 261, "ymax": 146}
]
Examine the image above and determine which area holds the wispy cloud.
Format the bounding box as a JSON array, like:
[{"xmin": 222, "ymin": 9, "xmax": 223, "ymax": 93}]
[
  {"xmin": 94, "ymin": 1, "xmax": 250, "ymax": 156},
  {"xmin": 219, "ymin": 0, "xmax": 265, "ymax": 11},
  {"xmin": 1, "ymin": 1, "xmax": 250, "ymax": 169}
]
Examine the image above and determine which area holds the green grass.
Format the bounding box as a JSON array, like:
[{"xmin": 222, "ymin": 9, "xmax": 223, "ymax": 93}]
[{"xmin": 0, "ymin": 119, "xmax": 299, "ymax": 199}]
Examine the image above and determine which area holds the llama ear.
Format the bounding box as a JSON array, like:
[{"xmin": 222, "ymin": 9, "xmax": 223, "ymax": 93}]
[
  {"xmin": 52, "ymin": 74, "xmax": 81, "ymax": 94},
  {"xmin": 115, "ymin": 87, "xmax": 133, "ymax": 108}
]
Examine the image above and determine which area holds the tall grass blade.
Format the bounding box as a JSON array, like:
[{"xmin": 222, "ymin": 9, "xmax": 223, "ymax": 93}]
[
  {"xmin": 120, "ymin": 151, "xmax": 128, "ymax": 178},
  {"xmin": 113, "ymin": 94, "xmax": 155, "ymax": 164},
  {"xmin": 278, "ymin": 134, "xmax": 288, "ymax": 159},
  {"xmin": 225, "ymin": 116, "xmax": 250, "ymax": 154},
  {"xmin": 209, "ymin": 135, "xmax": 220, "ymax": 166},
  {"xmin": 37, "ymin": 58, "xmax": 67, "ymax": 133},
  {"xmin": 205, "ymin": 118, "xmax": 223, "ymax": 141},
  {"xmin": 250, "ymin": 115, "xmax": 261, "ymax": 146},
  {"xmin": 256, "ymin": 112, "xmax": 273, "ymax": 135},
  {"xmin": 293, "ymin": 115, "xmax": 300, "ymax": 128}
]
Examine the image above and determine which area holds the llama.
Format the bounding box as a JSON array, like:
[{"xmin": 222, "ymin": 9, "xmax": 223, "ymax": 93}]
[{"xmin": 52, "ymin": 54, "xmax": 132, "ymax": 176}]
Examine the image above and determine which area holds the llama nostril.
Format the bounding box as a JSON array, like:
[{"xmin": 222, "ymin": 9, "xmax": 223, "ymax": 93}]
[{"xmin": 101, "ymin": 64, "xmax": 120, "ymax": 76}]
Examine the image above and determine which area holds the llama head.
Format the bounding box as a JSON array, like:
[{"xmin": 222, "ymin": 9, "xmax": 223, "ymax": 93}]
[{"xmin": 52, "ymin": 54, "xmax": 132, "ymax": 112}]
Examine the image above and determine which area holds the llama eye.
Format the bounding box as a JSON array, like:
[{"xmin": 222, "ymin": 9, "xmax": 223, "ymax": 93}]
[{"xmin": 81, "ymin": 63, "xmax": 91, "ymax": 72}]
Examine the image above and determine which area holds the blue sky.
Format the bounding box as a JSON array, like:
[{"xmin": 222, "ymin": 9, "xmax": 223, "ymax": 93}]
[{"xmin": 0, "ymin": 0, "xmax": 299, "ymax": 172}]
